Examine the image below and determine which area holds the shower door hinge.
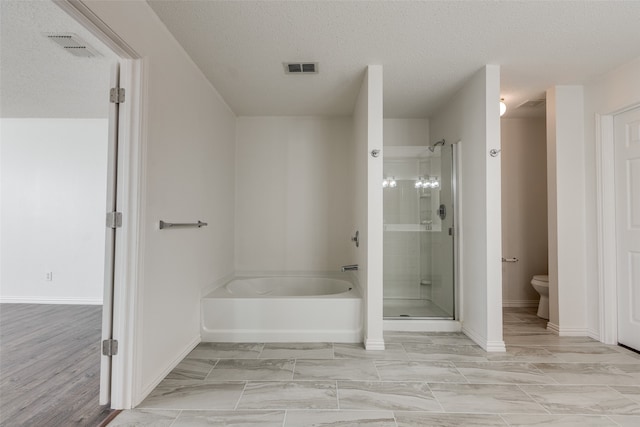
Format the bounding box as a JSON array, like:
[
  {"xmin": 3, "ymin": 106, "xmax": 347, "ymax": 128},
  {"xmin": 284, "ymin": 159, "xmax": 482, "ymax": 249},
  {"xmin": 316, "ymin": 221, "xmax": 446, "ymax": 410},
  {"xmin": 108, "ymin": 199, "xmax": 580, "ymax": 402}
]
[
  {"xmin": 109, "ymin": 87, "xmax": 125, "ymax": 104},
  {"xmin": 102, "ymin": 339, "xmax": 118, "ymax": 357},
  {"xmin": 106, "ymin": 211, "xmax": 122, "ymax": 229}
]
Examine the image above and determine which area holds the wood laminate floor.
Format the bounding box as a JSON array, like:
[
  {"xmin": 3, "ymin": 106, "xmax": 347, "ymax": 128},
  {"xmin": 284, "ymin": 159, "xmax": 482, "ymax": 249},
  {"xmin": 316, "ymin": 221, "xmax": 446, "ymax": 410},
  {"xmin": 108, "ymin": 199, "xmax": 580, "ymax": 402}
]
[{"xmin": 0, "ymin": 304, "xmax": 114, "ymax": 426}]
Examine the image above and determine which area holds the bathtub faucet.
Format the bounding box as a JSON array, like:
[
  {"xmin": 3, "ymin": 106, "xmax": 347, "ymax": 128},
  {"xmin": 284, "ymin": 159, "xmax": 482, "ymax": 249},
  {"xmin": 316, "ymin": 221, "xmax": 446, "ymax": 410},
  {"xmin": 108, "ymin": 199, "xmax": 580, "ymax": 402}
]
[{"xmin": 341, "ymin": 264, "xmax": 359, "ymax": 272}]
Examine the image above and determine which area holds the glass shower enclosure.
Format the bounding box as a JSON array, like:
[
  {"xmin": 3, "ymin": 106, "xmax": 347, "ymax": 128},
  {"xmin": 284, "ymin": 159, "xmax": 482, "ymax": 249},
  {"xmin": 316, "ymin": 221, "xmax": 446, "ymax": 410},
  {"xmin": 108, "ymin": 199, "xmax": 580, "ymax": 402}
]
[{"xmin": 383, "ymin": 144, "xmax": 455, "ymax": 319}]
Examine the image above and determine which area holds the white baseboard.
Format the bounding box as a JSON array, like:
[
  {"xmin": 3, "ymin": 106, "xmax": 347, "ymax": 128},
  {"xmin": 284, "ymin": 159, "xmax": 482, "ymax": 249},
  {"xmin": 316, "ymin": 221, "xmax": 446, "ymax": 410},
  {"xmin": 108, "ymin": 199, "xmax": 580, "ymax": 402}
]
[
  {"xmin": 587, "ymin": 328, "xmax": 601, "ymax": 341},
  {"xmin": 135, "ymin": 335, "xmax": 200, "ymax": 407},
  {"xmin": 461, "ymin": 325, "xmax": 506, "ymax": 352},
  {"xmin": 0, "ymin": 296, "xmax": 102, "ymax": 305},
  {"xmin": 485, "ymin": 340, "xmax": 507, "ymax": 352},
  {"xmin": 502, "ymin": 299, "xmax": 539, "ymax": 308},
  {"xmin": 545, "ymin": 322, "xmax": 589, "ymax": 337},
  {"xmin": 558, "ymin": 327, "xmax": 590, "ymax": 337},
  {"xmin": 384, "ymin": 319, "xmax": 461, "ymax": 332},
  {"xmin": 546, "ymin": 322, "xmax": 560, "ymax": 334},
  {"xmin": 364, "ymin": 337, "xmax": 386, "ymax": 351},
  {"xmin": 202, "ymin": 329, "xmax": 362, "ymax": 343}
]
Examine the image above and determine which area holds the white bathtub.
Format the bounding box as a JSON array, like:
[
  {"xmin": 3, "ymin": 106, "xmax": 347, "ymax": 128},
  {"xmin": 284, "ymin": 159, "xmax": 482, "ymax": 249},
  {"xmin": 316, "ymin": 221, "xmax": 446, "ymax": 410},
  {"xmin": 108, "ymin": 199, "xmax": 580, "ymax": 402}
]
[{"xmin": 201, "ymin": 276, "xmax": 362, "ymax": 343}]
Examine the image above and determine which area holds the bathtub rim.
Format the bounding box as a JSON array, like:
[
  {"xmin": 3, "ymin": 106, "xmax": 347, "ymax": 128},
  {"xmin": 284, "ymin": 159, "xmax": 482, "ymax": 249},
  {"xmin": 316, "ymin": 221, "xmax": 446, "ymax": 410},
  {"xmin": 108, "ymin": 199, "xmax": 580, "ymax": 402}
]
[{"xmin": 203, "ymin": 271, "xmax": 361, "ymax": 299}]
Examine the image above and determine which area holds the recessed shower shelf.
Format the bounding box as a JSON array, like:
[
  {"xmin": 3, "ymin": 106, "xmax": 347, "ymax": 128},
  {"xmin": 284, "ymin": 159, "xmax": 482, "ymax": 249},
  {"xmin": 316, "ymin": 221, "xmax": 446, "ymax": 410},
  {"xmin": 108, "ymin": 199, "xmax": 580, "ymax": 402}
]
[{"xmin": 384, "ymin": 224, "xmax": 441, "ymax": 232}]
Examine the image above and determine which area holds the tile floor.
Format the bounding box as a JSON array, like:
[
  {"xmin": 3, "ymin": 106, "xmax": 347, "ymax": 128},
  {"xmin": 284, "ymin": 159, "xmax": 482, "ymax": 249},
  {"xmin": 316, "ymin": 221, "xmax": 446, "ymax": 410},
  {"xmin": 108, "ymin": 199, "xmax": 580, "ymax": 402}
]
[{"xmin": 109, "ymin": 308, "xmax": 640, "ymax": 426}]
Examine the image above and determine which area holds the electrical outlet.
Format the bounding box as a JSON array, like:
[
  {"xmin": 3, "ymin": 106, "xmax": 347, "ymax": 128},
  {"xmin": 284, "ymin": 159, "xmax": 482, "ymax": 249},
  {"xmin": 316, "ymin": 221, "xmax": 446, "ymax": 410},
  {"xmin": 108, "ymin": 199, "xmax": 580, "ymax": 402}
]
[{"xmin": 46, "ymin": 272, "xmax": 53, "ymax": 281}]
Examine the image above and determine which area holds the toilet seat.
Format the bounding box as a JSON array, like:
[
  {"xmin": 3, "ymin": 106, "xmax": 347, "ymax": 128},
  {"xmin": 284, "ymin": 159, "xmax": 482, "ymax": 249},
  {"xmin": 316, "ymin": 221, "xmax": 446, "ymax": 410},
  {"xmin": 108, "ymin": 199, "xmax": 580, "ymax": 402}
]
[{"xmin": 532, "ymin": 275, "xmax": 548, "ymax": 283}]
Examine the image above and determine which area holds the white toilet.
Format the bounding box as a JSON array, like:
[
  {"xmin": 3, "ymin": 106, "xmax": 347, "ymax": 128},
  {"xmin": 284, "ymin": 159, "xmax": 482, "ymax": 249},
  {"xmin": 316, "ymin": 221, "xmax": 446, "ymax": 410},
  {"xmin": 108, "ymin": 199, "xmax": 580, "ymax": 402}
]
[{"xmin": 531, "ymin": 275, "xmax": 549, "ymax": 319}]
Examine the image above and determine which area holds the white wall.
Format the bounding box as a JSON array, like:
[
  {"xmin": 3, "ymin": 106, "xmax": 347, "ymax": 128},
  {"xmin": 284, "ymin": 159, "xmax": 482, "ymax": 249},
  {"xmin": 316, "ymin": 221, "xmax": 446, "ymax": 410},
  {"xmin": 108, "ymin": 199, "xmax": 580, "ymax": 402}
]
[
  {"xmin": 0, "ymin": 118, "xmax": 108, "ymax": 304},
  {"xmin": 84, "ymin": 1, "xmax": 237, "ymax": 406},
  {"xmin": 501, "ymin": 118, "xmax": 548, "ymax": 307},
  {"xmin": 353, "ymin": 66, "xmax": 385, "ymax": 350},
  {"xmin": 429, "ymin": 65, "xmax": 504, "ymax": 351},
  {"xmin": 235, "ymin": 117, "xmax": 353, "ymax": 273},
  {"xmin": 546, "ymin": 86, "xmax": 587, "ymax": 335},
  {"xmin": 383, "ymin": 119, "xmax": 429, "ymax": 147},
  {"xmin": 583, "ymin": 56, "xmax": 640, "ymax": 339}
]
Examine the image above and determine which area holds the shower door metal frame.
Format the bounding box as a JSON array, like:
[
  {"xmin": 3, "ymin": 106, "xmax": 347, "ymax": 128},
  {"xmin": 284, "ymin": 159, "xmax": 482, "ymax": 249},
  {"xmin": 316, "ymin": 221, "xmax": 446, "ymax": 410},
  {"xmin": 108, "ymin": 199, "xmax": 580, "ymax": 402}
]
[{"xmin": 382, "ymin": 143, "xmax": 458, "ymax": 320}]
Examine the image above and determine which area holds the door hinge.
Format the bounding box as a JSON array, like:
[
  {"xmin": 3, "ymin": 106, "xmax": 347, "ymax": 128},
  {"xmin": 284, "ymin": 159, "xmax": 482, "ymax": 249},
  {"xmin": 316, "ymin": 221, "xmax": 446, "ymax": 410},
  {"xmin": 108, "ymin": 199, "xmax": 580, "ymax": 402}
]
[
  {"xmin": 449, "ymin": 227, "xmax": 454, "ymax": 236},
  {"xmin": 109, "ymin": 87, "xmax": 125, "ymax": 104},
  {"xmin": 102, "ymin": 339, "xmax": 118, "ymax": 356},
  {"xmin": 106, "ymin": 212, "xmax": 123, "ymax": 229}
]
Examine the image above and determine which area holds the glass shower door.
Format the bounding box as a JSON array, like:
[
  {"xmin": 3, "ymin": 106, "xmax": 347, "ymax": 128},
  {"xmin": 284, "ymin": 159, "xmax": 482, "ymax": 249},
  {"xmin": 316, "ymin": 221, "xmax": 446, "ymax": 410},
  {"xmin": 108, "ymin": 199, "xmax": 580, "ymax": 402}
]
[{"xmin": 383, "ymin": 145, "xmax": 455, "ymax": 319}]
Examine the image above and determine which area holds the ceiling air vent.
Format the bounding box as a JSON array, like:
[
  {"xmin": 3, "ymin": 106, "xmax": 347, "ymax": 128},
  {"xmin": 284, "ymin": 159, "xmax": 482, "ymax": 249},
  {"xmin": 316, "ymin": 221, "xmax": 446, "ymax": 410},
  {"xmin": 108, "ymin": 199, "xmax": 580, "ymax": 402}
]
[
  {"xmin": 44, "ymin": 32, "xmax": 101, "ymax": 58},
  {"xmin": 284, "ymin": 62, "xmax": 318, "ymax": 74}
]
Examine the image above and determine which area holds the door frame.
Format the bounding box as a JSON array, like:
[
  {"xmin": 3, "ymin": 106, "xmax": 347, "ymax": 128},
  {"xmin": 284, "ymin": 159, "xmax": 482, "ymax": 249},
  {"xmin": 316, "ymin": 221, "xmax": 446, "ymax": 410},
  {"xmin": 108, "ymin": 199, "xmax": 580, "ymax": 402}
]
[
  {"xmin": 595, "ymin": 102, "xmax": 640, "ymax": 345},
  {"xmin": 54, "ymin": 0, "xmax": 145, "ymax": 409}
]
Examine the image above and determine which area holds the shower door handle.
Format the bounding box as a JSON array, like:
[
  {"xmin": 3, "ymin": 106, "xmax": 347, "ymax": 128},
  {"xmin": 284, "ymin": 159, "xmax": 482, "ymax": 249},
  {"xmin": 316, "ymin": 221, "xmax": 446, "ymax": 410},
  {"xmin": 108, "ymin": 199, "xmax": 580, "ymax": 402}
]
[{"xmin": 438, "ymin": 204, "xmax": 447, "ymax": 220}]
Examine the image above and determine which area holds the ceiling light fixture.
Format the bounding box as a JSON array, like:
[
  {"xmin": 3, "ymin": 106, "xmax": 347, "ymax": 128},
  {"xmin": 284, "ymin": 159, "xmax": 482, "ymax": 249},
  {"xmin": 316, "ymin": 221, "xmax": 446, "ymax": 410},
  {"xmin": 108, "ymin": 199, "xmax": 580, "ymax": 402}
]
[{"xmin": 500, "ymin": 98, "xmax": 507, "ymax": 117}]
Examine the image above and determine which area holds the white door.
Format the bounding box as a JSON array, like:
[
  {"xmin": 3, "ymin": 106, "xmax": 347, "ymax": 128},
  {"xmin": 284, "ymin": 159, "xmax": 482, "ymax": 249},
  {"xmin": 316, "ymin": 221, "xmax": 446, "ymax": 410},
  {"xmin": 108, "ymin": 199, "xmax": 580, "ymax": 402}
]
[
  {"xmin": 615, "ymin": 107, "xmax": 640, "ymax": 352},
  {"xmin": 100, "ymin": 63, "xmax": 121, "ymax": 405}
]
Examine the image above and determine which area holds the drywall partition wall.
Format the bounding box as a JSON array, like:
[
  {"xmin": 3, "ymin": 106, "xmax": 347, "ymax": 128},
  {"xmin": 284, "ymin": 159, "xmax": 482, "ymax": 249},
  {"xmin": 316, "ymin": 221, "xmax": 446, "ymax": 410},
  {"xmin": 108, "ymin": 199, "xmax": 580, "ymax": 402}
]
[
  {"xmin": 546, "ymin": 86, "xmax": 587, "ymax": 336},
  {"xmin": 429, "ymin": 65, "xmax": 505, "ymax": 351},
  {"xmin": 82, "ymin": 1, "xmax": 236, "ymax": 406},
  {"xmin": 353, "ymin": 65, "xmax": 385, "ymax": 350},
  {"xmin": 501, "ymin": 118, "xmax": 548, "ymax": 307},
  {"xmin": 0, "ymin": 118, "xmax": 108, "ymax": 304},
  {"xmin": 235, "ymin": 117, "xmax": 353, "ymax": 273},
  {"xmin": 383, "ymin": 119, "xmax": 429, "ymax": 146},
  {"xmin": 583, "ymin": 56, "xmax": 640, "ymax": 341}
]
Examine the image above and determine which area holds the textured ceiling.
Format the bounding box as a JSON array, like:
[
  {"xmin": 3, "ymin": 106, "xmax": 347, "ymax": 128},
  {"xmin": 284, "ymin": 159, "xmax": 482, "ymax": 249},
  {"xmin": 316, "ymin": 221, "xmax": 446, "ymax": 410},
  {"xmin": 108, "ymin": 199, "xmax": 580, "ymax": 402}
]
[
  {"xmin": 0, "ymin": 0, "xmax": 116, "ymax": 118},
  {"xmin": 147, "ymin": 0, "xmax": 640, "ymax": 118}
]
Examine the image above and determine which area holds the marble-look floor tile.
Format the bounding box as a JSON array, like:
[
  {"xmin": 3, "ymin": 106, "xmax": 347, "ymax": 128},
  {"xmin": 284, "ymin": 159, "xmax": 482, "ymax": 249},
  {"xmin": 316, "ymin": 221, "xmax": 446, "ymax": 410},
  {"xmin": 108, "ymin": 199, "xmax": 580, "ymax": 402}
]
[
  {"xmin": 546, "ymin": 345, "xmax": 640, "ymax": 364},
  {"xmin": 454, "ymin": 362, "xmax": 556, "ymax": 384},
  {"xmin": 374, "ymin": 360, "xmax": 467, "ymax": 383},
  {"xmin": 138, "ymin": 381, "xmax": 245, "ymax": 410},
  {"xmin": 293, "ymin": 359, "xmax": 379, "ymax": 380},
  {"xmin": 166, "ymin": 358, "xmax": 217, "ymax": 381},
  {"xmin": 505, "ymin": 335, "xmax": 599, "ymax": 346},
  {"xmin": 503, "ymin": 324, "xmax": 554, "ymax": 335},
  {"xmin": 428, "ymin": 334, "xmax": 477, "ymax": 345},
  {"xmin": 187, "ymin": 343, "xmax": 263, "ymax": 360},
  {"xmin": 172, "ymin": 410, "xmax": 285, "ymax": 426},
  {"xmin": 429, "ymin": 383, "xmax": 546, "ymax": 414},
  {"xmin": 614, "ymin": 363, "xmax": 640, "ymax": 382},
  {"xmin": 486, "ymin": 346, "xmax": 562, "ymax": 363},
  {"xmin": 383, "ymin": 331, "xmax": 434, "ymax": 344},
  {"xmin": 107, "ymin": 409, "xmax": 179, "ymax": 426},
  {"xmin": 615, "ymin": 346, "xmax": 640, "ymax": 361},
  {"xmin": 610, "ymin": 385, "xmax": 640, "ymax": 405},
  {"xmin": 533, "ymin": 363, "xmax": 639, "ymax": 385},
  {"xmin": 206, "ymin": 359, "xmax": 294, "ymax": 381},
  {"xmin": 334, "ymin": 343, "xmax": 408, "ymax": 360},
  {"xmin": 500, "ymin": 414, "xmax": 617, "ymax": 426},
  {"xmin": 260, "ymin": 343, "xmax": 333, "ymax": 359},
  {"xmin": 394, "ymin": 412, "xmax": 507, "ymax": 427},
  {"xmin": 608, "ymin": 415, "xmax": 640, "ymax": 426},
  {"xmin": 236, "ymin": 381, "xmax": 337, "ymax": 409},
  {"xmin": 284, "ymin": 410, "xmax": 396, "ymax": 426},
  {"xmin": 403, "ymin": 342, "xmax": 488, "ymax": 362},
  {"xmin": 521, "ymin": 384, "xmax": 640, "ymax": 415},
  {"xmin": 337, "ymin": 381, "xmax": 441, "ymax": 411}
]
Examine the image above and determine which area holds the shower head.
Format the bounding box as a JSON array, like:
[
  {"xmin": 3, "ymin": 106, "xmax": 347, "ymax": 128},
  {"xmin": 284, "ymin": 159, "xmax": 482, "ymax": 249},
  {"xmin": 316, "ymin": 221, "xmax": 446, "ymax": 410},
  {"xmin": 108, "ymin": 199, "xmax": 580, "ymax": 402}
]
[{"xmin": 428, "ymin": 139, "xmax": 446, "ymax": 152}]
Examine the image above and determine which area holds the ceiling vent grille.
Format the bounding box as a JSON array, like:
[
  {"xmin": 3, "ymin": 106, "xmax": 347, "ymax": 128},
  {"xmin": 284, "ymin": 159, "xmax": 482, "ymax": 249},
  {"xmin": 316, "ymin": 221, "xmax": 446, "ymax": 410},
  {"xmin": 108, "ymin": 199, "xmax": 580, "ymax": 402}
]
[
  {"xmin": 44, "ymin": 33, "xmax": 101, "ymax": 58},
  {"xmin": 284, "ymin": 62, "xmax": 318, "ymax": 74}
]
